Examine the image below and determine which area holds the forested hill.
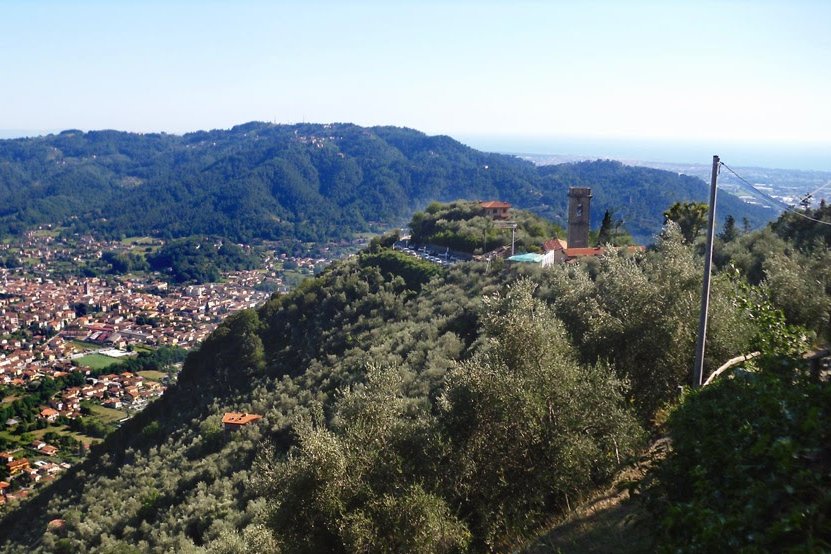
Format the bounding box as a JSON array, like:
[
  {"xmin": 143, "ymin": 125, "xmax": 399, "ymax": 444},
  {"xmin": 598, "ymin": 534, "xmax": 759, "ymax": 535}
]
[
  {"xmin": 0, "ymin": 123, "xmax": 774, "ymax": 243},
  {"xmin": 0, "ymin": 204, "xmax": 828, "ymax": 552}
]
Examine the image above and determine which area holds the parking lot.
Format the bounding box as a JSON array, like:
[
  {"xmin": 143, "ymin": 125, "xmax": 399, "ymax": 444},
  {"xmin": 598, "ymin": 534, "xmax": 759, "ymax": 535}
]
[{"xmin": 392, "ymin": 242, "xmax": 463, "ymax": 267}]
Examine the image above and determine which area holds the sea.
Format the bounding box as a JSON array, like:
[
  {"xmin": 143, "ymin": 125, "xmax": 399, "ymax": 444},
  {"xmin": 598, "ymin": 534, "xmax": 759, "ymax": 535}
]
[{"xmin": 456, "ymin": 135, "xmax": 831, "ymax": 173}]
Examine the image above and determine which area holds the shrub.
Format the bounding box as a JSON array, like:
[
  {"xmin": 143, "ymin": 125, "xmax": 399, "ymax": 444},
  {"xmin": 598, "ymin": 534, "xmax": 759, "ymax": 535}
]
[{"xmin": 649, "ymin": 370, "xmax": 831, "ymax": 552}]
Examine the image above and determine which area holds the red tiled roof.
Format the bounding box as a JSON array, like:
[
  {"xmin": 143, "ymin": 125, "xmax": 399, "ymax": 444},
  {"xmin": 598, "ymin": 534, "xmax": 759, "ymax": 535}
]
[
  {"xmin": 563, "ymin": 245, "xmax": 644, "ymax": 259},
  {"xmin": 479, "ymin": 201, "xmax": 511, "ymax": 209},
  {"xmin": 565, "ymin": 247, "xmax": 605, "ymax": 257},
  {"xmin": 221, "ymin": 412, "xmax": 263, "ymax": 426},
  {"xmin": 543, "ymin": 238, "xmax": 568, "ymax": 252},
  {"xmin": 8, "ymin": 458, "xmax": 29, "ymax": 471}
]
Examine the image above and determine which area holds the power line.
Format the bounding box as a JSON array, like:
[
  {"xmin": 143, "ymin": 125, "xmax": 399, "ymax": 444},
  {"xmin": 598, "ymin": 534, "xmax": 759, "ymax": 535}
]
[
  {"xmin": 806, "ymin": 180, "xmax": 831, "ymax": 200},
  {"xmin": 718, "ymin": 162, "xmax": 790, "ymax": 209},
  {"xmin": 719, "ymin": 162, "xmax": 831, "ymax": 227}
]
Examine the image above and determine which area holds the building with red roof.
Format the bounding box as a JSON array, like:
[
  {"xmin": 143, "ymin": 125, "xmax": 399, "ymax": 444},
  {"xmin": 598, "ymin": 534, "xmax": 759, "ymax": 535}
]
[
  {"xmin": 479, "ymin": 201, "xmax": 511, "ymax": 219},
  {"xmin": 221, "ymin": 412, "xmax": 263, "ymax": 431}
]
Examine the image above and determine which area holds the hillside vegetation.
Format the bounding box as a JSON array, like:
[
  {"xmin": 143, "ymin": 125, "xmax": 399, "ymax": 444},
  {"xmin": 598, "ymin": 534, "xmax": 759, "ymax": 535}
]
[
  {"xmin": 409, "ymin": 200, "xmax": 562, "ymax": 254},
  {"xmin": 0, "ymin": 123, "xmax": 774, "ymax": 244},
  {"xmin": 147, "ymin": 236, "xmax": 259, "ymax": 283},
  {"xmin": 0, "ymin": 203, "xmax": 826, "ymax": 553}
]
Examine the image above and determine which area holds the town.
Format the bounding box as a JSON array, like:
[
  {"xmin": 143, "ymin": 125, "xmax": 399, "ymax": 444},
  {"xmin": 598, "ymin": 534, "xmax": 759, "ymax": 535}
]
[{"xmin": 0, "ymin": 229, "xmax": 359, "ymax": 509}]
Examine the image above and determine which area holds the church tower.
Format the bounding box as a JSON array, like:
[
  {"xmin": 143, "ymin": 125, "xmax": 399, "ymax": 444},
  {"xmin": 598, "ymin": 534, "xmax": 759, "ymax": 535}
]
[{"xmin": 567, "ymin": 187, "xmax": 592, "ymax": 248}]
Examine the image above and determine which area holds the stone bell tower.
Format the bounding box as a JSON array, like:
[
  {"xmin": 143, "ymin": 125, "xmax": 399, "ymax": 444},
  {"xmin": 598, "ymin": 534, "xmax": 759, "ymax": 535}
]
[{"xmin": 567, "ymin": 187, "xmax": 592, "ymax": 248}]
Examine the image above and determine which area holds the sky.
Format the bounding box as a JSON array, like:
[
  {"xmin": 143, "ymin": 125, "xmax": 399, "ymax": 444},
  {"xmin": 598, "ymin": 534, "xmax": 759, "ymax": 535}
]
[{"xmin": 2, "ymin": 1, "xmax": 830, "ymax": 168}]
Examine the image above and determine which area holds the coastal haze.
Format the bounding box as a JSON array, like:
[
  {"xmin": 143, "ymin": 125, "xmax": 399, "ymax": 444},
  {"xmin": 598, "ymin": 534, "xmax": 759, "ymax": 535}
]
[{"xmin": 461, "ymin": 135, "xmax": 831, "ymax": 210}]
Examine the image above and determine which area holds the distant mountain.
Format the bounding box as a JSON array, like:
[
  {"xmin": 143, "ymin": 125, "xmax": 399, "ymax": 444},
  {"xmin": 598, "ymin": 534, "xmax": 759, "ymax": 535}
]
[{"xmin": 0, "ymin": 122, "xmax": 777, "ymax": 244}]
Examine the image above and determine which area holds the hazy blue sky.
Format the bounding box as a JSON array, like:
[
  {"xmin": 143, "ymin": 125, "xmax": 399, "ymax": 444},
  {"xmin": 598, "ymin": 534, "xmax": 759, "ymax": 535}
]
[{"xmin": 2, "ymin": 1, "xmax": 830, "ymax": 164}]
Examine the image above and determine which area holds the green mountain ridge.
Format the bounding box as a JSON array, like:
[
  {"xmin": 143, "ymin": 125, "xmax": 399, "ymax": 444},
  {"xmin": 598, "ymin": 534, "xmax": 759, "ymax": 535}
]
[{"xmin": 0, "ymin": 122, "xmax": 775, "ymax": 244}]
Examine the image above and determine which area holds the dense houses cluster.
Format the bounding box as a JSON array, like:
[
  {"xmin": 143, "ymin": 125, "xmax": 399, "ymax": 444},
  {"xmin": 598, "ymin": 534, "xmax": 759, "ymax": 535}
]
[
  {"xmin": 40, "ymin": 372, "xmax": 165, "ymax": 421},
  {"xmin": 0, "ymin": 230, "xmax": 352, "ymax": 399},
  {"xmin": 0, "ymin": 229, "xmax": 112, "ymax": 272},
  {"xmin": 1, "ymin": 446, "xmax": 71, "ymax": 506},
  {"xmin": 0, "ymin": 271, "xmax": 270, "ymax": 385}
]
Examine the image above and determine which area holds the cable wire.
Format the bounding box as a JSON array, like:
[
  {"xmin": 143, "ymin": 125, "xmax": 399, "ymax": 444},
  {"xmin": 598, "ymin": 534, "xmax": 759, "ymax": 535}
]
[
  {"xmin": 719, "ymin": 162, "xmax": 831, "ymax": 227},
  {"xmin": 805, "ymin": 179, "xmax": 831, "ymax": 200}
]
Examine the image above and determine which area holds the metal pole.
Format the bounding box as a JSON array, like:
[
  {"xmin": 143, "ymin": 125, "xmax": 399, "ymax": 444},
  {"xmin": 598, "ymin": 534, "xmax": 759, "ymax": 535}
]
[
  {"xmin": 693, "ymin": 155, "xmax": 720, "ymax": 387},
  {"xmin": 511, "ymin": 226, "xmax": 516, "ymax": 256}
]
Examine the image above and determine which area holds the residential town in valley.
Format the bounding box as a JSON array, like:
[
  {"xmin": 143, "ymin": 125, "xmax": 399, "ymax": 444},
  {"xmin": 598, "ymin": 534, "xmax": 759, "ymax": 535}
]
[{"xmin": 0, "ymin": 228, "xmax": 355, "ymax": 509}]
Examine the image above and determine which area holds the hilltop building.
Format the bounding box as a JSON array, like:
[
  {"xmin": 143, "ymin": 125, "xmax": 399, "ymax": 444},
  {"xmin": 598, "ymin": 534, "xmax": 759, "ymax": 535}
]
[{"xmin": 479, "ymin": 201, "xmax": 511, "ymax": 219}]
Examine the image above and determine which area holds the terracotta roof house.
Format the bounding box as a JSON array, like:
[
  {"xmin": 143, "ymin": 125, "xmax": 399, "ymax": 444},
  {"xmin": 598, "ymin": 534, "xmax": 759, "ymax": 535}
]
[
  {"xmin": 7, "ymin": 458, "xmax": 29, "ymax": 475},
  {"xmin": 39, "ymin": 407, "xmax": 60, "ymax": 422},
  {"xmin": 479, "ymin": 200, "xmax": 511, "ymax": 219},
  {"xmin": 221, "ymin": 412, "xmax": 263, "ymax": 431},
  {"xmin": 543, "ymin": 238, "xmax": 568, "ymax": 253},
  {"xmin": 564, "ymin": 247, "xmax": 606, "ymax": 259},
  {"xmin": 541, "ymin": 237, "xmax": 644, "ymax": 266}
]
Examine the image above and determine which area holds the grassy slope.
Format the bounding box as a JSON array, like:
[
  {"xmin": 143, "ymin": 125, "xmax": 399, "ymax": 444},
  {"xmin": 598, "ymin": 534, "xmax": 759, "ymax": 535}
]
[
  {"xmin": 523, "ymin": 442, "xmax": 666, "ymax": 554},
  {"xmin": 525, "ymin": 479, "xmax": 649, "ymax": 553}
]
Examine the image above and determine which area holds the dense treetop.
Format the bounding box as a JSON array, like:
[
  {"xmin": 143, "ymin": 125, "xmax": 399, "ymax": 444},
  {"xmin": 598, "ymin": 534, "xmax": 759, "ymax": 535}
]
[
  {"xmin": 0, "ymin": 123, "xmax": 775, "ymax": 244},
  {"xmin": 147, "ymin": 236, "xmax": 260, "ymax": 283},
  {"xmin": 408, "ymin": 200, "xmax": 562, "ymax": 254}
]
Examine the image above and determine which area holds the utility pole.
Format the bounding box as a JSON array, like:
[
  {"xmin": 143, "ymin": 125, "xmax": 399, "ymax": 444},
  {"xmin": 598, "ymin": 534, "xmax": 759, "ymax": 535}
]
[
  {"xmin": 693, "ymin": 155, "xmax": 720, "ymax": 387},
  {"xmin": 493, "ymin": 220, "xmax": 518, "ymax": 256}
]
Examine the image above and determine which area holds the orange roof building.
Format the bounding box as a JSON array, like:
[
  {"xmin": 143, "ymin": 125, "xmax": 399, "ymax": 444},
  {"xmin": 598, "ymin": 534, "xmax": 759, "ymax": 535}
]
[
  {"xmin": 7, "ymin": 458, "xmax": 29, "ymax": 475},
  {"xmin": 543, "ymin": 238, "xmax": 568, "ymax": 252},
  {"xmin": 564, "ymin": 247, "xmax": 606, "ymax": 258},
  {"xmin": 479, "ymin": 200, "xmax": 511, "ymax": 219},
  {"xmin": 541, "ymin": 238, "xmax": 644, "ymax": 266},
  {"xmin": 39, "ymin": 407, "xmax": 60, "ymax": 421},
  {"xmin": 221, "ymin": 412, "xmax": 263, "ymax": 431}
]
